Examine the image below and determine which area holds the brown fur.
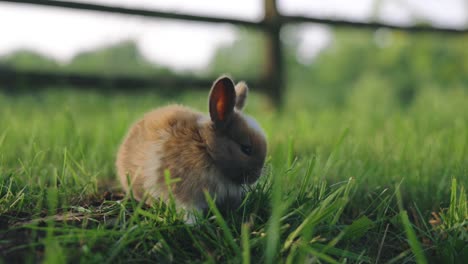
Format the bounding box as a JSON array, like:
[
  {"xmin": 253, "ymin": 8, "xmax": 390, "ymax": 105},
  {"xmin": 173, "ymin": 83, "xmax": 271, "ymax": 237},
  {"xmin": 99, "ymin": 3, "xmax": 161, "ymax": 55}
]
[{"xmin": 116, "ymin": 76, "xmax": 267, "ymax": 211}]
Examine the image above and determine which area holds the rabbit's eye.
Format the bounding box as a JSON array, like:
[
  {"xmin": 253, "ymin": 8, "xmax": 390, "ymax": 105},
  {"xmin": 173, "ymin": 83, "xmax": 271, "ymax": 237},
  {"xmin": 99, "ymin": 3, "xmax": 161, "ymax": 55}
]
[{"xmin": 241, "ymin": 145, "xmax": 252, "ymax": 156}]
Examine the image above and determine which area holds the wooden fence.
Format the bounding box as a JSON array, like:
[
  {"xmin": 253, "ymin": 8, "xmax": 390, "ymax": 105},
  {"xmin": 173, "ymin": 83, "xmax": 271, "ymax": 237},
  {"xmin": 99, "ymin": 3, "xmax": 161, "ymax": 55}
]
[{"xmin": 1, "ymin": 0, "xmax": 467, "ymax": 104}]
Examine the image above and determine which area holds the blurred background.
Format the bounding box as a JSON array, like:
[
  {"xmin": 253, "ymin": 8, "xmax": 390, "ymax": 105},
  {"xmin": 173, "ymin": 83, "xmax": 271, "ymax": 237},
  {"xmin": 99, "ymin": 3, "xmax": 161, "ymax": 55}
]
[{"xmin": 1, "ymin": 0, "xmax": 467, "ymax": 104}]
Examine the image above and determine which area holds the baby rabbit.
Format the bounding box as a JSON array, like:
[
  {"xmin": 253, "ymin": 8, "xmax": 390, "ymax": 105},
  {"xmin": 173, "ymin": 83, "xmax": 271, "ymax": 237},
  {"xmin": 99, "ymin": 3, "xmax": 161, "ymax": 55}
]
[{"xmin": 116, "ymin": 76, "xmax": 267, "ymax": 213}]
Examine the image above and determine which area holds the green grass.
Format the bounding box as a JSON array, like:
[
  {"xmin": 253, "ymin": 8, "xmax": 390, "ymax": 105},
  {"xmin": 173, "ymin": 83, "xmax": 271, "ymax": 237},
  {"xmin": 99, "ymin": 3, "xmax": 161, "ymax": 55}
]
[{"xmin": 0, "ymin": 84, "xmax": 467, "ymax": 263}]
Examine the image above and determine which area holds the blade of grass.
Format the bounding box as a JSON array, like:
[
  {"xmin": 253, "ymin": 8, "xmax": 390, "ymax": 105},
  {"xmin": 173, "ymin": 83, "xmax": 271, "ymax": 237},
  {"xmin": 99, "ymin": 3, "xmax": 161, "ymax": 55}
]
[
  {"xmin": 241, "ymin": 223, "xmax": 251, "ymax": 264},
  {"xmin": 299, "ymin": 243, "xmax": 339, "ymax": 264},
  {"xmin": 204, "ymin": 191, "xmax": 241, "ymax": 257},
  {"xmin": 396, "ymin": 185, "xmax": 428, "ymax": 264},
  {"xmin": 283, "ymin": 185, "xmax": 347, "ymax": 251},
  {"xmin": 313, "ymin": 243, "xmax": 371, "ymax": 262}
]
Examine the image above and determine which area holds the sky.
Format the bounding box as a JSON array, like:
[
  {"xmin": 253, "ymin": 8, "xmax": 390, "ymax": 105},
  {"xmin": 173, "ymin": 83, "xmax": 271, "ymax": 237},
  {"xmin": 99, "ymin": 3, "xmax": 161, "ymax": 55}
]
[{"xmin": 0, "ymin": 0, "xmax": 466, "ymax": 71}]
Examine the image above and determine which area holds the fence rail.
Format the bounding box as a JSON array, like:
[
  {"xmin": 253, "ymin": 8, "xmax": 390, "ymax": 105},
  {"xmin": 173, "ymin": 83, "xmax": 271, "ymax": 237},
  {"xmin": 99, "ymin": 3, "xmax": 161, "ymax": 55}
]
[
  {"xmin": 3, "ymin": 0, "xmax": 467, "ymax": 33},
  {"xmin": 0, "ymin": 68, "xmax": 266, "ymax": 92},
  {"xmin": 1, "ymin": 0, "xmax": 467, "ymax": 104}
]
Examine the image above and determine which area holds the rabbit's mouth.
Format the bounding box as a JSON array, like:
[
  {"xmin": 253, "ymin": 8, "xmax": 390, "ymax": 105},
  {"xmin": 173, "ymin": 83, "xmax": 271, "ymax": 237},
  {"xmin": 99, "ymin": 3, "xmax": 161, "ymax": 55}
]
[
  {"xmin": 243, "ymin": 169, "xmax": 262, "ymax": 184},
  {"xmin": 224, "ymin": 168, "xmax": 262, "ymax": 185}
]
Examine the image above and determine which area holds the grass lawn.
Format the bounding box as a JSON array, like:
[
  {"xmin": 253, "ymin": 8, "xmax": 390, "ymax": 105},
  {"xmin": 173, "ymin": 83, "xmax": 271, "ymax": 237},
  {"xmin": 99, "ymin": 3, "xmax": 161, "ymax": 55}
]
[{"xmin": 0, "ymin": 84, "xmax": 467, "ymax": 263}]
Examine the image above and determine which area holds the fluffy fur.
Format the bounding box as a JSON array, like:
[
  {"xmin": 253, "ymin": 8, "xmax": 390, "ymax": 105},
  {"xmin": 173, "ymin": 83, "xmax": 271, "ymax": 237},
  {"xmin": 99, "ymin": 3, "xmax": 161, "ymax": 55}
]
[{"xmin": 116, "ymin": 76, "xmax": 267, "ymax": 212}]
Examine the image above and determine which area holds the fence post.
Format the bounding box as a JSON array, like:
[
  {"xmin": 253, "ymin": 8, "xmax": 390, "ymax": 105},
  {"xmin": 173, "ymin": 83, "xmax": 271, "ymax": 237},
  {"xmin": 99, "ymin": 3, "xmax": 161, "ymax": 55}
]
[{"xmin": 263, "ymin": 0, "xmax": 284, "ymax": 106}]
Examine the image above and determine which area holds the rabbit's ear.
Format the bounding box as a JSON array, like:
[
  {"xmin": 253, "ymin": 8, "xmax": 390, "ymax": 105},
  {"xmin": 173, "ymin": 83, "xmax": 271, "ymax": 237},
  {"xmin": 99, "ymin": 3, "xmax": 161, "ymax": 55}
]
[
  {"xmin": 235, "ymin": 82, "xmax": 248, "ymax": 110},
  {"xmin": 209, "ymin": 76, "xmax": 236, "ymax": 128}
]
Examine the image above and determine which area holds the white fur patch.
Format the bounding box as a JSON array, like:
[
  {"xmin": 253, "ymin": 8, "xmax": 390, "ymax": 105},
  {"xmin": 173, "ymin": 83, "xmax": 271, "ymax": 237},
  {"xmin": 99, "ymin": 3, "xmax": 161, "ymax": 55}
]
[
  {"xmin": 142, "ymin": 130, "xmax": 170, "ymax": 200},
  {"xmin": 243, "ymin": 114, "xmax": 266, "ymax": 137},
  {"xmin": 194, "ymin": 166, "xmax": 243, "ymax": 210},
  {"xmin": 196, "ymin": 115, "xmax": 211, "ymax": 127}
]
